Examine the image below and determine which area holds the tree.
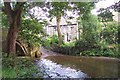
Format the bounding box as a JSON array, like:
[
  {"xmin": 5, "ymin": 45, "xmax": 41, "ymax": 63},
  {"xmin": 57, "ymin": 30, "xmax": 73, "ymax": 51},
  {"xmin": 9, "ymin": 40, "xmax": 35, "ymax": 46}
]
[
  {"xmin": 19, "ymin": 18, "xmax": 46, "ymax": 46},
  {"xmin": 81, "ymin": 13, "xmax": 100, "ymax": 42},
  {"xmin": 48, "ymin": 2, "xmax": 70, "ymax": 46},
  {"xmin": 102, "ymin": 1, "xmax": 120, "ymax": 12},
  {"xmin": 113, "ymin": 1, "xmax": 120, "ymax": 12},
  {"xmin": 75, "ymin": 2, "xmax": 95, "ymax": 40},
  {"xmin": 97, "ymin": 1, "xmax": 120, "ymax": 44},
  {"xmin": 100, "ymin": 21, "xmax": 118, "ymax": 44},
  {"xmin": 97, "ymin": 8, "xmax": 114, "ymax": 27},
  {"xmin": 2, "ymin": 1, "xmax": 25, "ymax": 57}
]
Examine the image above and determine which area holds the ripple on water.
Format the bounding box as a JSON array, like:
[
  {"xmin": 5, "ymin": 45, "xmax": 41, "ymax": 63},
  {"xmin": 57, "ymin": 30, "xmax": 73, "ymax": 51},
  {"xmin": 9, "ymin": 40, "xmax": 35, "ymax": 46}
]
[{"xmin": 36, "ymin": 59, "xmax": 88, "ymax": 78}]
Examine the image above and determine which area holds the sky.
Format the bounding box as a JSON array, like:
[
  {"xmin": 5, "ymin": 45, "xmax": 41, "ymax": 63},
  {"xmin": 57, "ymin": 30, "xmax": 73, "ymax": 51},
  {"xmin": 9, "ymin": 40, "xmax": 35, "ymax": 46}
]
[
  {"xmin": 91, "ymin": 0, "xmax": 119, "ymax": 15},
  {"xmin": 30, "ymin": 0, "xmax": 120, "ymax": 24},
  {"xmin": 30, "ymin": 0, "xmax": 120, "ymax": 16},
  {"xmin": 91, "ymin": 0, "xmax": 119, "ymax": 22}
]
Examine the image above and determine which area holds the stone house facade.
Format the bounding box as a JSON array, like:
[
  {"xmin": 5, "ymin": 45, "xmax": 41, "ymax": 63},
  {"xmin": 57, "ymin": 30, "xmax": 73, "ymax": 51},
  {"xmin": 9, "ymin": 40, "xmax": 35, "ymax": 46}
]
[{"xmin": 44, "ymin": 17, "xmax": 78, "ymax": 42}]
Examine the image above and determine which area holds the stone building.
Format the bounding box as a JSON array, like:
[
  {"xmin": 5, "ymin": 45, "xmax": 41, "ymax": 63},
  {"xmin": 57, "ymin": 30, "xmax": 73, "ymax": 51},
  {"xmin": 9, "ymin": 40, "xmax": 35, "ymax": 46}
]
[{"xmin": 44, "ymin": 17, "xmax": 78, "ymax": 43}]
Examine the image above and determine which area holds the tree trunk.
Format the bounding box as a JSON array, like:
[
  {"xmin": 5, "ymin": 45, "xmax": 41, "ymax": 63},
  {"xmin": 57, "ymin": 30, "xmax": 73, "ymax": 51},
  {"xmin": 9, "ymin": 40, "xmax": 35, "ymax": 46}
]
[
  {"xmin": 6, "ymin": 10, "xmax": 22, "ymax": 57},
  {"xmin": 56, "ymin": 16, "xmax": 63, "ymax": 46},
  {"xmin": 6, "ymin": 26, "xmax": 19, "ymax": 57},
  {"xmin": 3, "ymin": 2, "xmax": 25, "ymax": 57}
]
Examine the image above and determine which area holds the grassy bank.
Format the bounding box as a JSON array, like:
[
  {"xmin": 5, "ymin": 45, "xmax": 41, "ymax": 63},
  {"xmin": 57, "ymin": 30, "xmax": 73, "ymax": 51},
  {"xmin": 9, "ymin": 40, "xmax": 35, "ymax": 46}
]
[{"xmin": 2, "ymin": 52, "xmax": 43, "ymax": 78}]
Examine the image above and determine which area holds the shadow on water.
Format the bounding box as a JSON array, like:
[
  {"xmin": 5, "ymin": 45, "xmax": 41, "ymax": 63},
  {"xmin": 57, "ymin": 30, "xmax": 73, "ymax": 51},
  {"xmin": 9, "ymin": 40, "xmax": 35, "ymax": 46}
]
[{"xmin": 46, "ymin": 55, "xmax": 120, "ymax": 78}]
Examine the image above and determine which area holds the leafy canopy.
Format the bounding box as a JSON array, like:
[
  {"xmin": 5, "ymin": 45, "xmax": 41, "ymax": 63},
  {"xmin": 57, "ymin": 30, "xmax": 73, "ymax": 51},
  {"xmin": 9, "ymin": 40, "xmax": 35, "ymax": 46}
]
[{"xmin": 19, "ymin": 18, "xmax": 46, "ymax": 46}]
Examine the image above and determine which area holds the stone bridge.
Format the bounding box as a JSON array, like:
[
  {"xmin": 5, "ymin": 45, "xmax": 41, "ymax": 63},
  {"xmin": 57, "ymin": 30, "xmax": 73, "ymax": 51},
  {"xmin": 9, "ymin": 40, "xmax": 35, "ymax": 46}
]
[{"xmin": 2, "ymin": 40, "xmax": 42, "ymax": 58}]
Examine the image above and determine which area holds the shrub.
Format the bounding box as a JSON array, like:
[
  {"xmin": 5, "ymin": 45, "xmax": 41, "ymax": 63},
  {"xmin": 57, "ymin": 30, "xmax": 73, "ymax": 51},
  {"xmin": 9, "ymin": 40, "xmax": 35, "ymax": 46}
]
[
  {"xmin": 75, "ymin": 40, "xmax": 100, "ymax": 51},
  {"xmin": 51, "ymin": 42, "xmax": 75, "ymax": 55},
  {"xmin": 42, "ymin": 35, "xmax": 59, "ymax": 49}
]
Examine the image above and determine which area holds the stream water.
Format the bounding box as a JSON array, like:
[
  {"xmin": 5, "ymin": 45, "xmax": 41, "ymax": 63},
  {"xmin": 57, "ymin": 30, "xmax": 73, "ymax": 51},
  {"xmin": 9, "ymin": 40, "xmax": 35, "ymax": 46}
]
[
  {"xmin": 36, "ymin": 59, "xmax": 88, "ymax": 78},
  {"xmin": 46, "ymin": 55, "xmax": 120, "ymax": 78},
  {"xmin": 36, "ymin": 47, "xmax": 120, "ymax": 78}
]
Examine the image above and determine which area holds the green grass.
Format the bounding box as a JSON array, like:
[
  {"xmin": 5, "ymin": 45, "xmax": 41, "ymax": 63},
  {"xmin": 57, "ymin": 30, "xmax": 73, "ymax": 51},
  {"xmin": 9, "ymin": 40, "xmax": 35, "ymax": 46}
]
[
  {"xmin": 2, "ymin": 67, "xmax": 16, "ymax": 78},
  {"xmin": 2, "ymin": 52, "xmax": 43, "ymax": 78}
]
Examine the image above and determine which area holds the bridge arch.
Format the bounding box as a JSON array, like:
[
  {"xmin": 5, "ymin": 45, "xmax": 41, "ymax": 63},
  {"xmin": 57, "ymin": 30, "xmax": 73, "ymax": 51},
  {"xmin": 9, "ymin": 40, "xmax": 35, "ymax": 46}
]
[{"xmin": 16, "ymin": 41, "xmax": 28, "ymax": 56}]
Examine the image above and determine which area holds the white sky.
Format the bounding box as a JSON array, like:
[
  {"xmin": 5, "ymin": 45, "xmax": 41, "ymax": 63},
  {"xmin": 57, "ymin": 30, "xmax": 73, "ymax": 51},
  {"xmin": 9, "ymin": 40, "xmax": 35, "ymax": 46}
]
[
  {"xmin": 30, "ymin": 0, "xmax": 120, "ymax": 24},
  {"xmin": 30, "ymin": 0, "xmax": 120, "ymax": 16},
  {"xmin": 91, "ymin": 0, "xmax": 120, "ymax": 22},
  {"xmin": 91, "ymin": 0, "xmax": 120, "ymax": 15}
]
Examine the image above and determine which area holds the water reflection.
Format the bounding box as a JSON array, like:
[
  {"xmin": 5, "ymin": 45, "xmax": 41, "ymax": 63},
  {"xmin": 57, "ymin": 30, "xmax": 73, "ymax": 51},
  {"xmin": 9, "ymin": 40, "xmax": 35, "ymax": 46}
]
[{"xmin": 46, "ymin": 55, "xmax": 120, "ymax": 78}]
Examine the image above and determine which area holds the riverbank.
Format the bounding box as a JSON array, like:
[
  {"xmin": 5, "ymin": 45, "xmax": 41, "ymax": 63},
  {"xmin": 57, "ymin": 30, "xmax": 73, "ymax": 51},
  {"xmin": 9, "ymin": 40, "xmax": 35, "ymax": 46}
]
[
  {"xmin": 2, "ymin": 47, "xmax": 119, "ymax": 78},
  {"xmin": 2, "ymin": 52, "xmax": 42, "ymax": 78},
  {"xmin": 41, "ymin": 47, "xmax": 119, "ymax": 61}
]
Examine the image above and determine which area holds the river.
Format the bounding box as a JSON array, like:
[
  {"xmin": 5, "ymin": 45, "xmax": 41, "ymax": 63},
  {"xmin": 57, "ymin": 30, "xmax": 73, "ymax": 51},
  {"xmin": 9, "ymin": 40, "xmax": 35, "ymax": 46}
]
[{"xmin": 35, "ymin": 47, "xmax": 120, "ymax": 78}]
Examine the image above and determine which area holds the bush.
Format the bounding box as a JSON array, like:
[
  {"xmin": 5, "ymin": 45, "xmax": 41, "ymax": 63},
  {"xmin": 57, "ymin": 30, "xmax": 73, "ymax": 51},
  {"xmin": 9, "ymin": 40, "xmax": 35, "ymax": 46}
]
[
  {"xmin": 43, "ymin": 34, "xmax": 119, "ymax": 58},
  {"xmin": 79, "ymin": 47, "xmax": 119, "ymax": 58},
  {"xmin": 42, "ymin": 35, "xmax": 58, "ymax": 49},
  {"xmin": 51, "ymin": 39, "xmax": 119, "ymax": 58},
  {"xmin": 75, "ymin": 40, "xmax": 100, "ymax": 51},
  {"xmin": 51, "ymin": 42, "xmax": 75, "ymax": 55},
  {"xmin": 100, "ymin": 22, "xmax": 118, "ymax": 44}
]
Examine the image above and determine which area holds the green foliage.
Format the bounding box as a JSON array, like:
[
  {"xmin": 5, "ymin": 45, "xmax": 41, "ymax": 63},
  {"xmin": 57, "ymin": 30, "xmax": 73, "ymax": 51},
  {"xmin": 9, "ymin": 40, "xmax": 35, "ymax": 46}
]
[
  {"xmin": 80, "ymin": 47, "xmax": 119, "ymax": 58},
  {"xmin": 48, "ymin": 13, "xmax": 119, "ymax": 58},
  {"xmin": 19, "ymin": 19, "xmax": 46, "ymax": 46},
  {"xmin": 42, "ymin": 35, "xmax": 59, "ymax": 49},
  {"xmin": 98, "ymin": 8, "xmax": 114, "ymax": 22},
  {"xmin": 74, "ymin": 2, "xmax": 95, "ymax": 14},
  {"xmin": 2, "ymin": 52, "xmax": 43, "ymax": 78},
  {"xmin": 15, "ymin": 58, "xmax": 42, "ymax": 78},
  {"xmin": 2, "ymin": 56, "xmax": 16, "ymax": 78},
  {"xmin": 75, "ymin": 40, "xmax": 99, "ymax": 50},
  {"xmin": 2, "ymin": 1, "xmax": 119, "ymax": 58},
  {"xmin": 0, "ymin": 12, "xmax": 9, "ymax": 28},
  {"xmin": 61, "ymin": 42, "xmax": 75, "ymax": 47},
  {"xmin": 51, "ymin": 43, "xmax": 75, "ymax": 55},
  {"xmin": 48, "ymin": 35, "xmax": 59, "ymax": 44},
  {"xmin": 52, "ymin": 40, "xmax": 119, "ymax": 58},
  {"xmin": 49, "ymin": 2, "xmax": 70, "ymax": 17},
  {"xmin": 79, "ymin": 13, "xmax": 100, "ymax": 43},
  {"xmin": 100, "ymin": 22, "xmax": 118, "ymax": 44}
]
